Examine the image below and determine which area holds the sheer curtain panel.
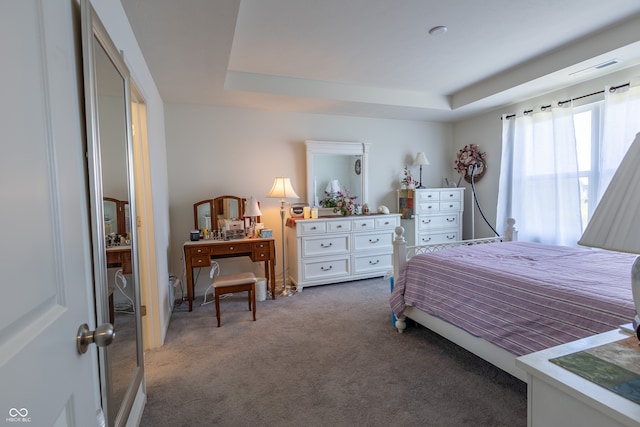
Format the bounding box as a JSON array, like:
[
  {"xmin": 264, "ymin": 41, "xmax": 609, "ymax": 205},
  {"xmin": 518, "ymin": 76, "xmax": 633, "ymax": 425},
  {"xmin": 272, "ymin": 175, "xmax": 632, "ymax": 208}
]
[{"xmin": 497, "ymin": 105, "xmax": 583, "ymax": 246}]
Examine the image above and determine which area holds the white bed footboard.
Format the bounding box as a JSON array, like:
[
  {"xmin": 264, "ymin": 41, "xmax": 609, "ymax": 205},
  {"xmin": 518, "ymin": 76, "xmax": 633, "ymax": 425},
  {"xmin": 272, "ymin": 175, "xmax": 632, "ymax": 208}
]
[
  {"xmin": 392, "ymin": 218, "xmax": 515, "ymax": 283},
  {"xmin": 390, "ymin": 218, "xmax": 526, "ymax": 381}
]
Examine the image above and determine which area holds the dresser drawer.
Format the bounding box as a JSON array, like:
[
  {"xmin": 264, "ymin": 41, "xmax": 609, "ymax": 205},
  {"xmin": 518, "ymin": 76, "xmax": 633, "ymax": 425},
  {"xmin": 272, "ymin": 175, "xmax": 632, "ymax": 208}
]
[
  {"xmin": 416, "ymin": 190, "xmax": 441, "ymax": 202},
  {"xmin": 417, "ymin": 231, "xmax": 460, "ymax": 245},
  {"xmin": 327, "ymin": 220, "xmax": 351, "ymax": 233},
  {"xmin": 298, "ymin": 221, "xmax": 326, "ymax": 235},
  {"xmin": 416, "ymin": 202, "xmax": 440, "ymax": 214},
  {"xmin": 418, "ymin": 213, "xmax": 459, "ymax": 231},
  {"xmin": 375, "ymin": 216, "xmax": 397, "ymax": 230},
  {"xmin": 440, "ymin": 190, "xmax": 461, "ymax": 202},
  {"xmin": 352, "ymin": 217, "xmax": 375, "ymax": 232},
  {"xmin": 302, "ymin": 256, "xmax": 350, "ymax": 281},
  {"xmin": 352, "ymin": 252, "xmax": 392, "ymax": 274},
  {"xmin": 440, "ymin": 201, "xmax": 461, "ymax": 211},
  {"xmin": 353, "ymin": 231, "xmax": 393, "ymax": 252},
  {"xmin": 302, "ymin": 235, "xmax": 349, "ymax": 257}
]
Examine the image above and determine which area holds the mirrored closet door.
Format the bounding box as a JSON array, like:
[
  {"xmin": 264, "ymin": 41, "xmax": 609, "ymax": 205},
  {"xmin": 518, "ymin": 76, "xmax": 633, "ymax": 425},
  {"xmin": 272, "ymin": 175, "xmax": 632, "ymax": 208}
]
[{"xmin": 81, "ymin": 2, "xmax": 144, "ymax": 426}]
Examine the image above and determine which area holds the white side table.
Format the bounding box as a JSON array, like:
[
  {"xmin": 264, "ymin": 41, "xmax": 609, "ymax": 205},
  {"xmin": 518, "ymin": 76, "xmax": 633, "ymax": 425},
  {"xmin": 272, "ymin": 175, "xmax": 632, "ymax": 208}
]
[{"xmin": 516, "ymin": 330, "xmax": 640, "ymax": 427}]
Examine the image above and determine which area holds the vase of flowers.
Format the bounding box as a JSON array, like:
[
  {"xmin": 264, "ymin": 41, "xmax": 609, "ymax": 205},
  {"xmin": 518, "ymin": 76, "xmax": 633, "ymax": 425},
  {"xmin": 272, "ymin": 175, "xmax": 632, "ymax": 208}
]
[
  {"xmin": 401, "ymin": 165, "xmax": 415, "ymax": 189},
  {"xmin": 454, "ymin": 144, "xmax": 487, "ymax": 183},
  {"xmin": 320, "ymin": 187, "xmax": 359, "ymax": 216}
]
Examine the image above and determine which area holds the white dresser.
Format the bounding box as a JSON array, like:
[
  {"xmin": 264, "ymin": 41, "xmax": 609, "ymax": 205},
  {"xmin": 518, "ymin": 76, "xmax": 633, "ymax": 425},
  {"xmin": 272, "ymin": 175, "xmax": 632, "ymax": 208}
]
[
  {"xmin": 398, "ymin": 187, "xmax": 464, "ymax": 246},
  {"xmin": 286, "ymin": 214, "xmax": 401, "ymax": 290}
]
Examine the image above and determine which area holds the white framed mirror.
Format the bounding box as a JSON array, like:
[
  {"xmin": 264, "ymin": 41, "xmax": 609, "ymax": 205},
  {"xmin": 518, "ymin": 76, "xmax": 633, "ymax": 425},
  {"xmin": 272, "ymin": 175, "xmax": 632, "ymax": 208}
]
[{"xmin": 306, "ymin": 140, "xmax": 370, "ymax": 209}]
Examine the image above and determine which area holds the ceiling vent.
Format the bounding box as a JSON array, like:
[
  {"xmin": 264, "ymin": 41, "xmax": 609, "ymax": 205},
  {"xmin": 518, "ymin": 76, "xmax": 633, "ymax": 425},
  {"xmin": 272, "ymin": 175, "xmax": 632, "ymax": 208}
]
[{"xmin": 570, "ymin": 59, "xmax": 621, "ymax": 77}]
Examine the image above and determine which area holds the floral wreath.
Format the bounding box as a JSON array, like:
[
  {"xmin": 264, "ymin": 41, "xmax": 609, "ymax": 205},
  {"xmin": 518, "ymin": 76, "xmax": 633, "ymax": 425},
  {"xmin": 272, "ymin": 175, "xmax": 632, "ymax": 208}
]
[{"xmin": 454, "ymin": 144, "xmax": 487, "ymax": 183}]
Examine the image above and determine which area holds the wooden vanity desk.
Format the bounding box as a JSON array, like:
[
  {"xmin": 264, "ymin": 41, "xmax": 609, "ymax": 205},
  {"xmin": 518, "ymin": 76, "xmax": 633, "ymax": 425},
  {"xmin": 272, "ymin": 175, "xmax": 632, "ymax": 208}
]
[
  {"xmin": 183, "ymin": 237, "xmax": 276, "ymax": 311},
  {"xmin": 106, "ymin": 245, "xmax": 132, "ymax": 274}
]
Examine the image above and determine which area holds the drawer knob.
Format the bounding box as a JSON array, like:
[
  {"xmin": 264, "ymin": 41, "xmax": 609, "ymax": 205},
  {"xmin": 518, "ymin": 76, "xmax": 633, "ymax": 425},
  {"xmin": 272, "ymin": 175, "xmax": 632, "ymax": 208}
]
[
  {"xmin": 369, "ymin": 238, "xmax": 380, "ymax": 244},
  {"xmin": 423, "ymin": 219, "xmax": 431, "ymax": 224},
  {"xmin": 361, "ymin": 223, "xmax": 367, "ymax": 227},
  {"xmin": 369, "ymin": 259, "xmax": 380, "ymax": 265},
  {"xmin": 321, "ymin": 265, "xmax": 333, "ymax": 271},
  {"xmin": 320, "ymin": 242, "xmax": 333, "ymax": 248},
  {"xmin": 423, "ymin": 237, "xmax": 431, "ymax": 243},
  {"xmin": 449, "ymin": 204, "xmax": 453, "ymax": 208},
  {"xmin": 311, "ymin": 226, "xmax": 317, "ymax": 230},
  {"xmin": 447, "ymin": 217, "xmax": 455, "ymax": 222},
  {"xmin": 427, "ymin": 194, "xmax": 432, "ymax": 198},
  {"xmin": 337, "ymin": 225, "xmax": 342, "ymax": 228},
  {"xmin": 447, "ymin": 235, "xmax": 455, "ymax": 240}
]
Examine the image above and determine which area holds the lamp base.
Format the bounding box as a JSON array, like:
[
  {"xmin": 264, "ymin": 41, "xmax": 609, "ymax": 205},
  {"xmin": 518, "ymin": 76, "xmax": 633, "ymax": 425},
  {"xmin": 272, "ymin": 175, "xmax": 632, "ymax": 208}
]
[{"xmin": 280, "ymin": 287, "xmax": 294, "ymax": 297}]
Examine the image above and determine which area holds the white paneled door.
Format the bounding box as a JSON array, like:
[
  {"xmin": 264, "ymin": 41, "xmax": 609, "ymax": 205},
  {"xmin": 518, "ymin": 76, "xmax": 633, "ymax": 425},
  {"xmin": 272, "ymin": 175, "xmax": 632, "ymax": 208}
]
[{"xmin": 0, "ymin": 1, "xmax": 101, "ymax": 426}]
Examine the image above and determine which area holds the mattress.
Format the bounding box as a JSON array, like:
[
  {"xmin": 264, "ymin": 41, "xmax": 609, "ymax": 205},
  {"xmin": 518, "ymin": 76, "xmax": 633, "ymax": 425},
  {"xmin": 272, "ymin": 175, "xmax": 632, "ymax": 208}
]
[{"xmin": 390, "ymin": 241, "xmax": 637, "ymax": 356}]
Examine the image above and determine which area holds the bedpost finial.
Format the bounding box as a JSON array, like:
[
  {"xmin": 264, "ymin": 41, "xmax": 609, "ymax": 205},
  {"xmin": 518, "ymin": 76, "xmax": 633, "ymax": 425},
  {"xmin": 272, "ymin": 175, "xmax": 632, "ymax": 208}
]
[{"xmin": 394, "ymin": 226, "xmax": 405, "ymax": 241}]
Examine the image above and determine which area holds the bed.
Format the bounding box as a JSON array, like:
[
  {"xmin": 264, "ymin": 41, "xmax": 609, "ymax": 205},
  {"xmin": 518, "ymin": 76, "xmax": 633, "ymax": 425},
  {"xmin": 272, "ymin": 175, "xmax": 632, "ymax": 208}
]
[{"xmin": 390, "ymin": 226, "xmax": 637, "ymax": 382}]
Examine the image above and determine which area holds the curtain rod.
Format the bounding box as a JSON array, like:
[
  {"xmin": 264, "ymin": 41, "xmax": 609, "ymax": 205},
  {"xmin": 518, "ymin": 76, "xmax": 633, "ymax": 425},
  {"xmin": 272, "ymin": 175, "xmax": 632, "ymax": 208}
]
[{"xmin": 502, "ymin": 82, "xmax": 630, "ymax": 120}]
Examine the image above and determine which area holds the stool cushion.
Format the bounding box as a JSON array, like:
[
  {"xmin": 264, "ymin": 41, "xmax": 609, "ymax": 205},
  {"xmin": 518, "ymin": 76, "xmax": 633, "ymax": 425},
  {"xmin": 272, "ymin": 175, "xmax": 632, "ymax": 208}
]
[{"xmin": 213, "ymin": 272, "xmax": 257, "ymax": 288}]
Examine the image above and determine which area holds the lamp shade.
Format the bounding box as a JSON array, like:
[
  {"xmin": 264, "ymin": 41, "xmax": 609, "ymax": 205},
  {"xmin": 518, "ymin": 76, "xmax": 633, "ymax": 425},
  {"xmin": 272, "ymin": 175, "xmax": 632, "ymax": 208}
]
[
  {"xmin": 243, "ymin": 196, "xmax": 263, "ymax": 217},
  {"xmin": 325, "ymin": 179, "xmax": 341, "ymax": 194},
  {"xmin": 266, "ymin": 177, "xmax": 300, "ymax": 200},
  {"xmin": 413, "ymin": 152, "xmax": 431, "ymax": 166},
  {"xmin": 579, "ymin": 133, "xmax": 640, "ymax": 253}
]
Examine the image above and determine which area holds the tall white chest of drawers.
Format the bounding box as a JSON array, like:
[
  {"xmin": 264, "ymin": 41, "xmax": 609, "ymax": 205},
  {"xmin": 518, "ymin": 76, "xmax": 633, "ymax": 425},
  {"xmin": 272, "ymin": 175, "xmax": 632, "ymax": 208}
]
[
  {"xmin": 286, "ymin": 214, "xmax": 401, "ymax": 290},
  {"xmin": 399, "ymin": 188, "xmax": 464, "ymax": 246}
]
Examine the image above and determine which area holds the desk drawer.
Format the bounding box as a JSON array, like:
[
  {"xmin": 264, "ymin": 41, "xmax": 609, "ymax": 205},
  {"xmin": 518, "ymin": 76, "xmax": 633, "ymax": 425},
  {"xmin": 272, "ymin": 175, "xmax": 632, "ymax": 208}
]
[
  {"xmin": 252, "ymin": 242, "xmax": 271, "ymax": 260},
  {"xmin": 190, "ymin": 255, "xmax": 211, "ymax": 268},
  {"xmin": 187, "ymin": 246, "xmax": 210, "ymax": 257},
  {"xmin": 211, "ymin": 242, "xmax": 252, "ymax": 255}
]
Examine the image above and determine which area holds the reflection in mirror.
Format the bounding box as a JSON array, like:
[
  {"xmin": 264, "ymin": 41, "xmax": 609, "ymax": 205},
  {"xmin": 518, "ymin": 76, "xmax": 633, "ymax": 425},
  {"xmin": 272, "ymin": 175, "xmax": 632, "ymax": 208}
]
[
  {"xmin": 194, "ymin": 196, "xmax": 246, "ymax": 231},
  {"xmin": 82, "ymin": 2, "xmax": 143, "ymax": 426},
  {"xmin": 194, "ymin": 199, "xmax": 214, "ymax": 231},
  {"xmin": 306, "ymin": 141, "xmax": 369, "ymax": 209}
]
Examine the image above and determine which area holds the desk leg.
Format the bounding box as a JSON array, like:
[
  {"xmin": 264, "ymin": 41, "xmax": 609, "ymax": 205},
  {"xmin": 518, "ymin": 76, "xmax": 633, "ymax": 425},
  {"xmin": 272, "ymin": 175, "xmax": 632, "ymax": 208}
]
[
  {"xmin": 185, "ymin": 265, "xmax": 194, "ymax": 312},
  {"xmin": 269, "ymin": 260, "xmax": 276, "ymax": 299}
]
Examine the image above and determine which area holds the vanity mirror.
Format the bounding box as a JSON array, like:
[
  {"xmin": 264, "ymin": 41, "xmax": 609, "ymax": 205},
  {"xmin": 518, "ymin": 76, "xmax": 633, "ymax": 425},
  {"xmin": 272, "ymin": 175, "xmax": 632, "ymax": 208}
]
[
  {"xmin": 306, "ymin": 140, "xmax": 370, "ymax": 209},
  {"xmin": 194, "ymin": 196, "xmax": 247, "ymax": 231}
]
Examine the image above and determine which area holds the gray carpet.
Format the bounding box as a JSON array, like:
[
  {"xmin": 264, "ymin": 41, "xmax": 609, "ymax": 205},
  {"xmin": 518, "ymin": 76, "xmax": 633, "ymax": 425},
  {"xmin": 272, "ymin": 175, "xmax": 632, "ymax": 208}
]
[{"xmin": 140, "ymin": 277, "xmax": 526, "ymax": 426}]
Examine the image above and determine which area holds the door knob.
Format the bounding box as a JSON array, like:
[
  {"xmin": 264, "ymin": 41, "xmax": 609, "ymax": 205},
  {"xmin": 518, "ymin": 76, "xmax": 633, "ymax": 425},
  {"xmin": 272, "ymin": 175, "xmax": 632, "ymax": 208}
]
[{"xmin": 76, "ymin": 323, "xmax": 115, "ymax": 354}]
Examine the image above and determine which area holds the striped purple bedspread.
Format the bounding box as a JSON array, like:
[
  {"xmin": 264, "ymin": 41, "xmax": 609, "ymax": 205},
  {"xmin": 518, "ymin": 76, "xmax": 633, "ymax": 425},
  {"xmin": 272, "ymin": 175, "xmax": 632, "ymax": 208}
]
[{"xmin": 390, "ymin": 241, "xmax": 637, "ymax": 356}]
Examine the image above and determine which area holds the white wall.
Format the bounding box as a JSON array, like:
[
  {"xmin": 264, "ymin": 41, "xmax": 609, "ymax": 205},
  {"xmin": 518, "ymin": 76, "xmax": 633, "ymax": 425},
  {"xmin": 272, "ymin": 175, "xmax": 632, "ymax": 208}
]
[
  {"xmin": 453, "ymin": 64, "xmax": 640, "ymax": 240},
  {"xmin": 165, "ymin": 104, "xmax": 451, "ymax": 295}
]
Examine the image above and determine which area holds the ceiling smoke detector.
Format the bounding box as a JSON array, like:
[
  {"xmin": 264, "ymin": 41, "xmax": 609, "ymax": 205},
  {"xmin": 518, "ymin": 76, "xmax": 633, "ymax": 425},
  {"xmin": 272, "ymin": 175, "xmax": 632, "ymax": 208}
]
[{"xmin": 429, "ymin": 26, "xmax": 448, "ymax": 36}]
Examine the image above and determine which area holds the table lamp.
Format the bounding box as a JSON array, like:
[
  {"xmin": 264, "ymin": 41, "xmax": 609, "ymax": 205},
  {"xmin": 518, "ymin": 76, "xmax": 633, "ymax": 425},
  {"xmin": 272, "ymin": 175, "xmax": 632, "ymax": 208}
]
[
  {"xmin": 578, "ymin": 132, "xmax": 640, "ymax": 339},
  {"xmin": 243, "ymin": 196, "xmax": 262, "ymax": 237},
  {"xmin": 413, "ymin": 152, "xmax": 430, "ymax": 188},
  {"xmin": 325, "ymin": 179, "xmax": 342, "ymax": 195},
  {"xmin": 266, "ymin": 177, "xmax": 299, "ymax": 296}
]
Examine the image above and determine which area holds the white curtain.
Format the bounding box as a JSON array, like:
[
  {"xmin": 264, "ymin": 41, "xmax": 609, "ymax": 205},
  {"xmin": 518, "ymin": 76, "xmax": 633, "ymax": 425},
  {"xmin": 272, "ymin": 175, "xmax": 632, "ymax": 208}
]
[
  {"xmin": 497, "ymin": 105, "xmax": 583, "ymax": 245},
  {"xmin": 597, "ymin": 82, "xmax": 640, "ymax": 200}
]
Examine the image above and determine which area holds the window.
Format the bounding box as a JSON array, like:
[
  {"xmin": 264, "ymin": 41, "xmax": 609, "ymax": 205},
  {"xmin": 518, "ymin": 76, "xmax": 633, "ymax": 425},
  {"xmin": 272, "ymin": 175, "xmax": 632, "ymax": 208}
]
[{"xmin": 573, "ymin": 102, "xmax": 603, "ymax": 230}]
